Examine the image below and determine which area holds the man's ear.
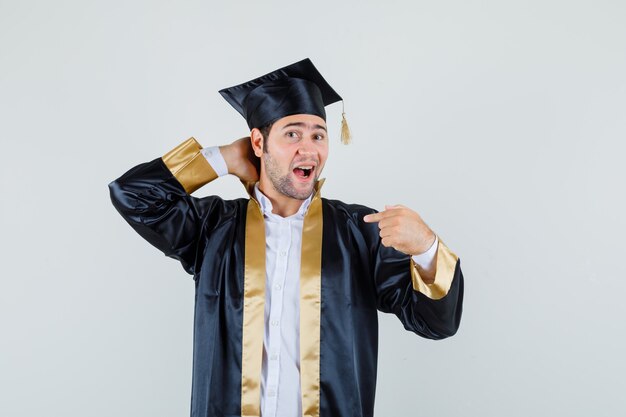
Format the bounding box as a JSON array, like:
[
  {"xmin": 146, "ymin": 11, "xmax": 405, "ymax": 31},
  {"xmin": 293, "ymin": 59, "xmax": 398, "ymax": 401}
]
[{"xmin": 250, "ymin": 128, "xmax": 264, "ymax": 157}]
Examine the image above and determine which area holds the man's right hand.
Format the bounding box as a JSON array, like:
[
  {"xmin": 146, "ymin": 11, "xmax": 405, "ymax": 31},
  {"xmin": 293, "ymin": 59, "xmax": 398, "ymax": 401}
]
[{"xmin": 219, "ymin": 137, "xmax": 260, "ymax": 183}]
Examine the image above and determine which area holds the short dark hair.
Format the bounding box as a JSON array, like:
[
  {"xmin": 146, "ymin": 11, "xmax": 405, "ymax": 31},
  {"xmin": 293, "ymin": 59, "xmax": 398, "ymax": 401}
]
[{"xmin": 259, "ymin": 122, "xmax": 274, "ymax": 153}]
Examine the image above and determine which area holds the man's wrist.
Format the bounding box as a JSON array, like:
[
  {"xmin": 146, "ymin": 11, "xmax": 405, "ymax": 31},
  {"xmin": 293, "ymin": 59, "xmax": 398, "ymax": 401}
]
[
  {"xmin": 201, "ymin": 146, "xmax": 229, "ymax": 177},
  {"xmin": 411, "ymin": 234, "xmax": 438, "ymax": 272}
]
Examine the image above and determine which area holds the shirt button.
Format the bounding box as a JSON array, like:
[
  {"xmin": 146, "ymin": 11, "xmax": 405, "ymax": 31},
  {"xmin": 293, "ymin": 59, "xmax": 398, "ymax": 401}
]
[
  {"xmin": 271, "ymin": 320, "xmax": 279, "ymax": 326},
  {"xmin": 270, "ymin": 354, "xmax": 278, "ymax": 360},
  {"xmin": 274, "ymin": 284, "xmax": 282, "ymax": 291},
  {"xmin": 267, "ymin": 388, "xmax": 276, "ymax": 397},
  {"xmin": 279, "ymin": 250, "xmax": 287, "ymax": 256}
]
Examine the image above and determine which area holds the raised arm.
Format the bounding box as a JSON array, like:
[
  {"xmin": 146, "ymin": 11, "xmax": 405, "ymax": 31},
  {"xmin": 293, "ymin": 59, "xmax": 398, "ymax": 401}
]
[{"xmin": 108, "ymin": 136, "xmax": 259, "ymax": 275}]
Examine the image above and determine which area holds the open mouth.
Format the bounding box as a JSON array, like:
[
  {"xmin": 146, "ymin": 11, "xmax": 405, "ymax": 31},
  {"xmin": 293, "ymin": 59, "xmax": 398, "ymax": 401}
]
[{"xmin": 293, "ymin": 165, "xmax": 315, "ymax": 179}]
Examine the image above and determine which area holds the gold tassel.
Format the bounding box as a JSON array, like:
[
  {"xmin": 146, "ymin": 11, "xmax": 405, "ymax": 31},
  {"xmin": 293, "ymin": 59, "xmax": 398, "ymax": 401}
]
[{"xmin": 340, "ymin": 101, "xmax": 351, "ymax": 144}]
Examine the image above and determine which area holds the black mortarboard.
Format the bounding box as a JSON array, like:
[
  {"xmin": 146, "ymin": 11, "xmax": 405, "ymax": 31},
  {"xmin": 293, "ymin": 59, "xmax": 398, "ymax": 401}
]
[{"xmin": 219, "ymin": 58, "xmax": 347, "ymax": 139}]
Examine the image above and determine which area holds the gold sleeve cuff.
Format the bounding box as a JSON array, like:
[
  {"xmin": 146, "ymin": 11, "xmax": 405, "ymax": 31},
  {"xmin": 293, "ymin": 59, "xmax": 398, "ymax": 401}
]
[
  {"xmin": 162, "ymin": 137, "xmax": 218, "ymax": 194},
  {"xmin": 410, "ymin": 237, "xmax": 459, "ymax": 300}
]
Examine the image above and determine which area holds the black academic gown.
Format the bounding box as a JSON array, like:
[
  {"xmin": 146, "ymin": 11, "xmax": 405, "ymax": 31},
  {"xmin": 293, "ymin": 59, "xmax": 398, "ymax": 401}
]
[{"xmin": 108, "ymin": 138, "xmax": 464, "ymax": 417}]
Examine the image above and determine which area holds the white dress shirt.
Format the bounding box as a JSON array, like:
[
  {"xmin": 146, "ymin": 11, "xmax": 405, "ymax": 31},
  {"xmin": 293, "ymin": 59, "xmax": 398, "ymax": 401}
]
[{"xmin": 201, "ymin": 146, "xmax": 438, "ymax": 417}]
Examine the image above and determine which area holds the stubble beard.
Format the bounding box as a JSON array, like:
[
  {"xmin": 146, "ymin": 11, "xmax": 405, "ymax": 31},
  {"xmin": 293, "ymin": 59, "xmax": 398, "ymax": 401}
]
[{"xmin": 263, "ymin": 152, "xmax": 315, "ymax": 200}]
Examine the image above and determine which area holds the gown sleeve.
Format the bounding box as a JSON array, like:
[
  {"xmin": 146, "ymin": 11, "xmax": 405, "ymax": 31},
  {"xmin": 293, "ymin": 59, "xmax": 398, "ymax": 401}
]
[
  {"xmin": 108, "ymin": 137, "xmax": 224, "ymax": 276},
  {"xmin": 373, "ymin": 233, "xmax": 464, "ymax": 340}
]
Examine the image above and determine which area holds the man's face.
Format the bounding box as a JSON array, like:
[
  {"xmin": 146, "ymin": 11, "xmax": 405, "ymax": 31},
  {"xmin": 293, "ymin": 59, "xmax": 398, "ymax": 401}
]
[{"xmin": 260, "ymin": 114, "xmax": 329, "ymax": 200}]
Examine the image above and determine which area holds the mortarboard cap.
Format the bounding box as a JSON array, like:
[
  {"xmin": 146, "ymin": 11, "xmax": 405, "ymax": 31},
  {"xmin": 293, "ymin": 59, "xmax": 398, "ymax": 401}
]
[{"xmin": 219, "ymin": 58, "xmax": 351, "ymax": 143}]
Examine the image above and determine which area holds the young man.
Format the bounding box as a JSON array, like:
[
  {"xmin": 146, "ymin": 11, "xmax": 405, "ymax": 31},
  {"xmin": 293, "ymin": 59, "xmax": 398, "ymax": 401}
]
[{"xmin": 109, "ymin": 58, "xmax": 464, "ymax": 417}]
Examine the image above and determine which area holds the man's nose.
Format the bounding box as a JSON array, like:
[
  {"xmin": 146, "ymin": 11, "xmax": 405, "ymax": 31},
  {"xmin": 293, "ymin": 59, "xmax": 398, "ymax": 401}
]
[{"xmin": 297, "ymin": 139, "xmax": 316, "ymax": 156}]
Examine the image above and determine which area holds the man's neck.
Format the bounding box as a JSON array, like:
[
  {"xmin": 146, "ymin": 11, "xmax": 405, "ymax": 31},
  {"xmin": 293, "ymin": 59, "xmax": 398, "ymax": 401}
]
[{"xmin": 256, "ymin": 181, "xmax": 310, "ymax": 218}]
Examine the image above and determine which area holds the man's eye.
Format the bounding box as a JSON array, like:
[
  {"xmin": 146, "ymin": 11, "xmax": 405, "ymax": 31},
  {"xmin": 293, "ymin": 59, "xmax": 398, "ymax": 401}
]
[
  {"xmin": 287, "ymin": 132, "xmax": 299, "ymax": 138},
  {"xmin": 315, "ymin": 134, "xmax": 324, "ymax": 140}
]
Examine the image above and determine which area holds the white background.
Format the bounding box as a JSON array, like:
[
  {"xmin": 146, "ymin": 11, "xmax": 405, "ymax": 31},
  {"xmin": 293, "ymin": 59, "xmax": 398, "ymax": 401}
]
[{"xmin": 1, "ymin": 0, "xmax": 625, "ymax": 416}]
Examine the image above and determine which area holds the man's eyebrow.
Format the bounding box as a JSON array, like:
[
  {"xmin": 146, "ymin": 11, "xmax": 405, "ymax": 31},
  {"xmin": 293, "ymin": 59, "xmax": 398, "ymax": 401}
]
[{"xmin": 281, "ymin": 122, "xmax": 327, "ymax": 132}]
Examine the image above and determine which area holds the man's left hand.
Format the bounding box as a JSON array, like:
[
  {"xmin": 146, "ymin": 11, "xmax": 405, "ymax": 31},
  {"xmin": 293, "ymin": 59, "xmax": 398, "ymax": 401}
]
[{"xmin": 363, "ymin": 205, "xmax": 436, "ymax": 256}]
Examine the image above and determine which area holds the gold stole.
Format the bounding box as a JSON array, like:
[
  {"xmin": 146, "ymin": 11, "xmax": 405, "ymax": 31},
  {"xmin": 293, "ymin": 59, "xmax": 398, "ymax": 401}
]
[{"xmin": 240, "ymin": 182, "xmax": 324, "ymax": 417}]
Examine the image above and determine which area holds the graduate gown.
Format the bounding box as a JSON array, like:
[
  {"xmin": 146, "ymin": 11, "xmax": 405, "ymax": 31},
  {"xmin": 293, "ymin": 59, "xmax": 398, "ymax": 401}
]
[{"xmin": 108, "ymin": 137, "xmax": 464, "ymax": 417}]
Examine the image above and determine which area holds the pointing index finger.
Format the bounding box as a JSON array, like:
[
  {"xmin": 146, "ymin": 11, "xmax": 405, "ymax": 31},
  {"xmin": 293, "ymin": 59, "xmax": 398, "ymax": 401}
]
[{"xmin": 363, "ymin": 211, "xmax": 385, "ymax": 223}]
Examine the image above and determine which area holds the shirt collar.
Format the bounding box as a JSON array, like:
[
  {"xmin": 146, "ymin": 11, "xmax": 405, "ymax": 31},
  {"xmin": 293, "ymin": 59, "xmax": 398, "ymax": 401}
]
[{"xmin": 253, "ymin": 184, "xmax": 313, "ymax": 219}]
